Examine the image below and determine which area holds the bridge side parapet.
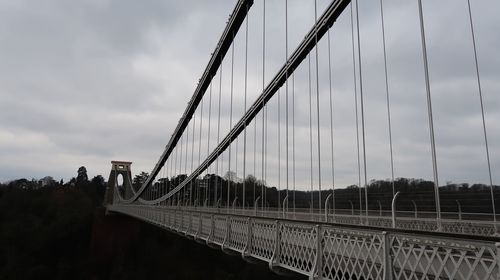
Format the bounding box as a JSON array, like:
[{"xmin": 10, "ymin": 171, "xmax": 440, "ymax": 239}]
[{"xmin": 108, "ymin": 204, "xmax": 500, "ymax": 280}]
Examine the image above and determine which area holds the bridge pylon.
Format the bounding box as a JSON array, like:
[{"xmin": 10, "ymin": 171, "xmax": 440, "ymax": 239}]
[{"xmin": 105, "ymin": 161, "xmax": 134, "ymax": 206}]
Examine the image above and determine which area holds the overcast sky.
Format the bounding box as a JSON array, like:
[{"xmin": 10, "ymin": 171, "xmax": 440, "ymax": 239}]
[{"xmin": 0, "ymin": 0, "xmax": 499, "ymax": 190}]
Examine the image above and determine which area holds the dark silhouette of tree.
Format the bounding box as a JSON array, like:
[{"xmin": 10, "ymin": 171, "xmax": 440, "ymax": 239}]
[
  {"xmin": 133, "ymin": 172, "xmax": 149, "ymax": 190},
  {"xmin": 77, "ymin": 166, "xmax": 89, "ymax": 186}
]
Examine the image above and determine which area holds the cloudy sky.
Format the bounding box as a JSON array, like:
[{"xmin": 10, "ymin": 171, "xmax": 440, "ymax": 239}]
[{"xmin": 0, "ymin": 0, "xmax": 499, "ymax": 190}]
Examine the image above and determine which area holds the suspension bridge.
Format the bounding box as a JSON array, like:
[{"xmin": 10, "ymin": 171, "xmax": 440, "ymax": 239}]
[{"xmin": 105, "ymin": 0, "xmax": 500, "ymax": 279}]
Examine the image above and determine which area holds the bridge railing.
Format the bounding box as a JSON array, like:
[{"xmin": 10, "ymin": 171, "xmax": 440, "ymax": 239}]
[
  {"xmin": 108, "ymin": 204, "xmax": 500, "ymax": 280},
  {"xmin": 117, "ymin": 203, "xmax": 500, "ymax": 237}
]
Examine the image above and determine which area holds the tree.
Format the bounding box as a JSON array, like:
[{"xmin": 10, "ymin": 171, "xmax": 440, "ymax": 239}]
[
  {"xmin": 77, "ymin": 166, "xmax": 88, "ymax": 186},
  {"xmin": 91, "ymin": 175, "xmax": 105, "ymax": 187},
  {"xmin": 224, "ymin": 171, "xmax": 239, "ymax": 183},
  {"xmin": 245, "ymin": 174, "xmax": 257, "ymax": 184},
  {"xmin": 133, "ymin": 172, "xmax": 149, "ymax": 190}
]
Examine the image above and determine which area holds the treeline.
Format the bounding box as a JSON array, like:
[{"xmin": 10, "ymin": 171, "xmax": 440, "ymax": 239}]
[
  {"xmin": 0, "ymin": 167, "xmax": 300, "ymax": 280},
  {"xmin": 146, "ymin": 172, "xmax": 500, "ymax": 214},
  {"xmin": 1, "ymin": 167, "xmax": 499, "ymax": 279},
  {"xmin": 0, "ymin": 167, "xmax": 106, "ymax": 279}
]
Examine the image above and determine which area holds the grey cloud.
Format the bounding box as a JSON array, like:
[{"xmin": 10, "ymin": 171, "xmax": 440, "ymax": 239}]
[{"xmin": 0, "ymin": 0, "xmax": 499, "ymax": 191}]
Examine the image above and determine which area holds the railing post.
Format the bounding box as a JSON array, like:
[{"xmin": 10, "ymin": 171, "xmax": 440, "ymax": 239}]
[
  {"xmin": 391, "ymin": 192, "xmax": 400, "ymax": 228},
  {"xmin": 232, "ymin": 197, "xmax": 238, "ymax": 213},
  {"xmin": 411, "ymin": 200, "xmax": 418, "ymax": 218},
  {"xmin": 242, "ymin": 217, "xmax": 253, "ymax": 259},
  {"xmin": 269, "ymin": 221, "xmax": 281, "ymax": 270},
  {"xmin": 188, "ymin": 208, "xmax": 193, "ymax": 234},
  {"xmin": 216, "ymin": 198, "xmax": 221, "ymax": 213},
  {"xmin": 456, "ymin": 200, "xmax": 462, "ymax": 221},
  {"xmin": 206, "ymin": 214, "xmax": 215, "ymax": 246},
  {"xmin": 495, "ymin": 242, "xmax": 500, "ymax": 279},
  {"xmin": 282, "ymin": 195, "xmax": 289, "ymax": 219},
  {"xmin": 377, "ymin": 200, "xmax": 382, "ymax": 217},
  {"xmin": 310, "ymin": 225, "xmax": 322, "ymax": 280},
  {"xmin": 324, "ymin": 194, "xmax": 332, "ymax": 223},
  {"xmin": 182, "ymin": 207, "xmax": 186, "ymax": 232},
  {"xmin": 382, "ymin": 231, "xmax": 394, "ymax": 280},
  {"xmin": 168, "ymin": 207, "xmax": 172, "ymax": 228},
  {"xmin": 254, "ymin": 196, "xmax": 261, "ymax": 216},
  {"xmin": 349, "ymin": 200, "xmax": 354, "ymax": 216},
  {"xmin": 222, "ymin": 216, "xmax": 231, "ymax": 251},
  {"xmin": 195, "ymin": 212, "xmax": 202, "ymax": 239}
]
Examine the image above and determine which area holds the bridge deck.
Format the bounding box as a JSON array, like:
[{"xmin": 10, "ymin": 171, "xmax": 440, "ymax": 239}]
[{"xmin": 109, "ymin": 204, "xmax": 500, "ymax": 280}]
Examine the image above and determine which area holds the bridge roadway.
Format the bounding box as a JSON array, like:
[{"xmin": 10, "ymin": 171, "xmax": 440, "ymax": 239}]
[{"xmin": 108, "ymin": 204, "xmax": 500, "ymax": 280}]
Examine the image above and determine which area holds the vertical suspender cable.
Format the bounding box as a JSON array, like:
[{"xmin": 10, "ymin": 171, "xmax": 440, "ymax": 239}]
[
  {"xmin": 179, "ymin": 134, "xmax": 184, "ymax": 204},
  {"xmin": 216, "ymin": 62, "xmax": 223, "ymax": 206},
  {"xmin": 221, "ymin": 153, "xmax": 225, "ymax": 206},
  {"xmin": 292, "ymin": 73, "xmax": 296, "ymax": 216},
  {"xmin": 174, "ymin": 140, "xmax": 179, "ymax": 204},
  {"xmin": 228, "ymin": 34, "xmax": 235, "ymax": 209},
  {"xmin": 162, "ymin": 158, "xmax": 165, "ymax": 202},
  {"xmin": 467, "ymin": 0, "xmax": 496, "ymax": 229},
  {"xmin": 327, "ymin": 28, "xmax": 335, "ymax": 218},
  {"xmin": 253, "ymin": 30, "xmax": 257, "ymax": 206},
  {"xmin": 206, "ymin": 81, "xmax": 213, "ymax": 206},
  {"xmin": 264, "ymin": 94, "xmax": 268, "ymax": 209},
  {"xmin": 261, "ymin": 104, "xmax": 265, "ymax": 211},
  {"xmin": 167, "ymin": 158, "xmax": 170, "ymax": 200},
  {"xmin": 243, "ymin": 7, "xmax": 249, "ymax": 209},
  {"xmin": 253, "ymin": 96, "xmax": 257, "ymax": 205},
  {"xmin": 262, "ymin": 0, "xmax": 266, "ymax": 212},
  {"xmin": 184, "ymin": 131, "xmax": 189, "ymax": 203},
  {"xmin": 198, "ymin": 98, "xmax": 204, "ymax": 204},
  {"xmin": 308, "ymin": 53, "xmax": 314, "ymax": 214},
  {"xmin": 170, "ymin": 134, "xmax": 175, "ymax": 203},
  {"xmin": 278, "ymin": 88, "xmax": 281, "ymax": 211},
  {"xmin": 355, "ymin": 0, "xmax": 369, "ymax": 221},
  {"xmin": 161, "ymin": 160, "xmax": 164, "ymax": 202},
  {"xmin": 350, "ymin": 3, "xmax": 363, "ymax": 219},
  {"xmin": 314, "ymin": 0, "xmax": 322, "ymax": 216},
  {"xmin": 190, "ymin": 113, "xmax": 196, "ymax": 206},
  {"xmin": 379, "ymin": 0, "xmax": 396, "ymax": 198},
  {"xmin": 285, "ymin": 0, "xmax": 289, "ymax": 215},
  {"xmin": 184, "ymin": 120, "xmax": 189, "ymax": 203},
  {"xmin": 235, "ymin": 129, "xmax": 239, "ymax": 204},
  {"xmin": 417, "ymin": 0, "xmax": 441, "ymax": 230}
]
